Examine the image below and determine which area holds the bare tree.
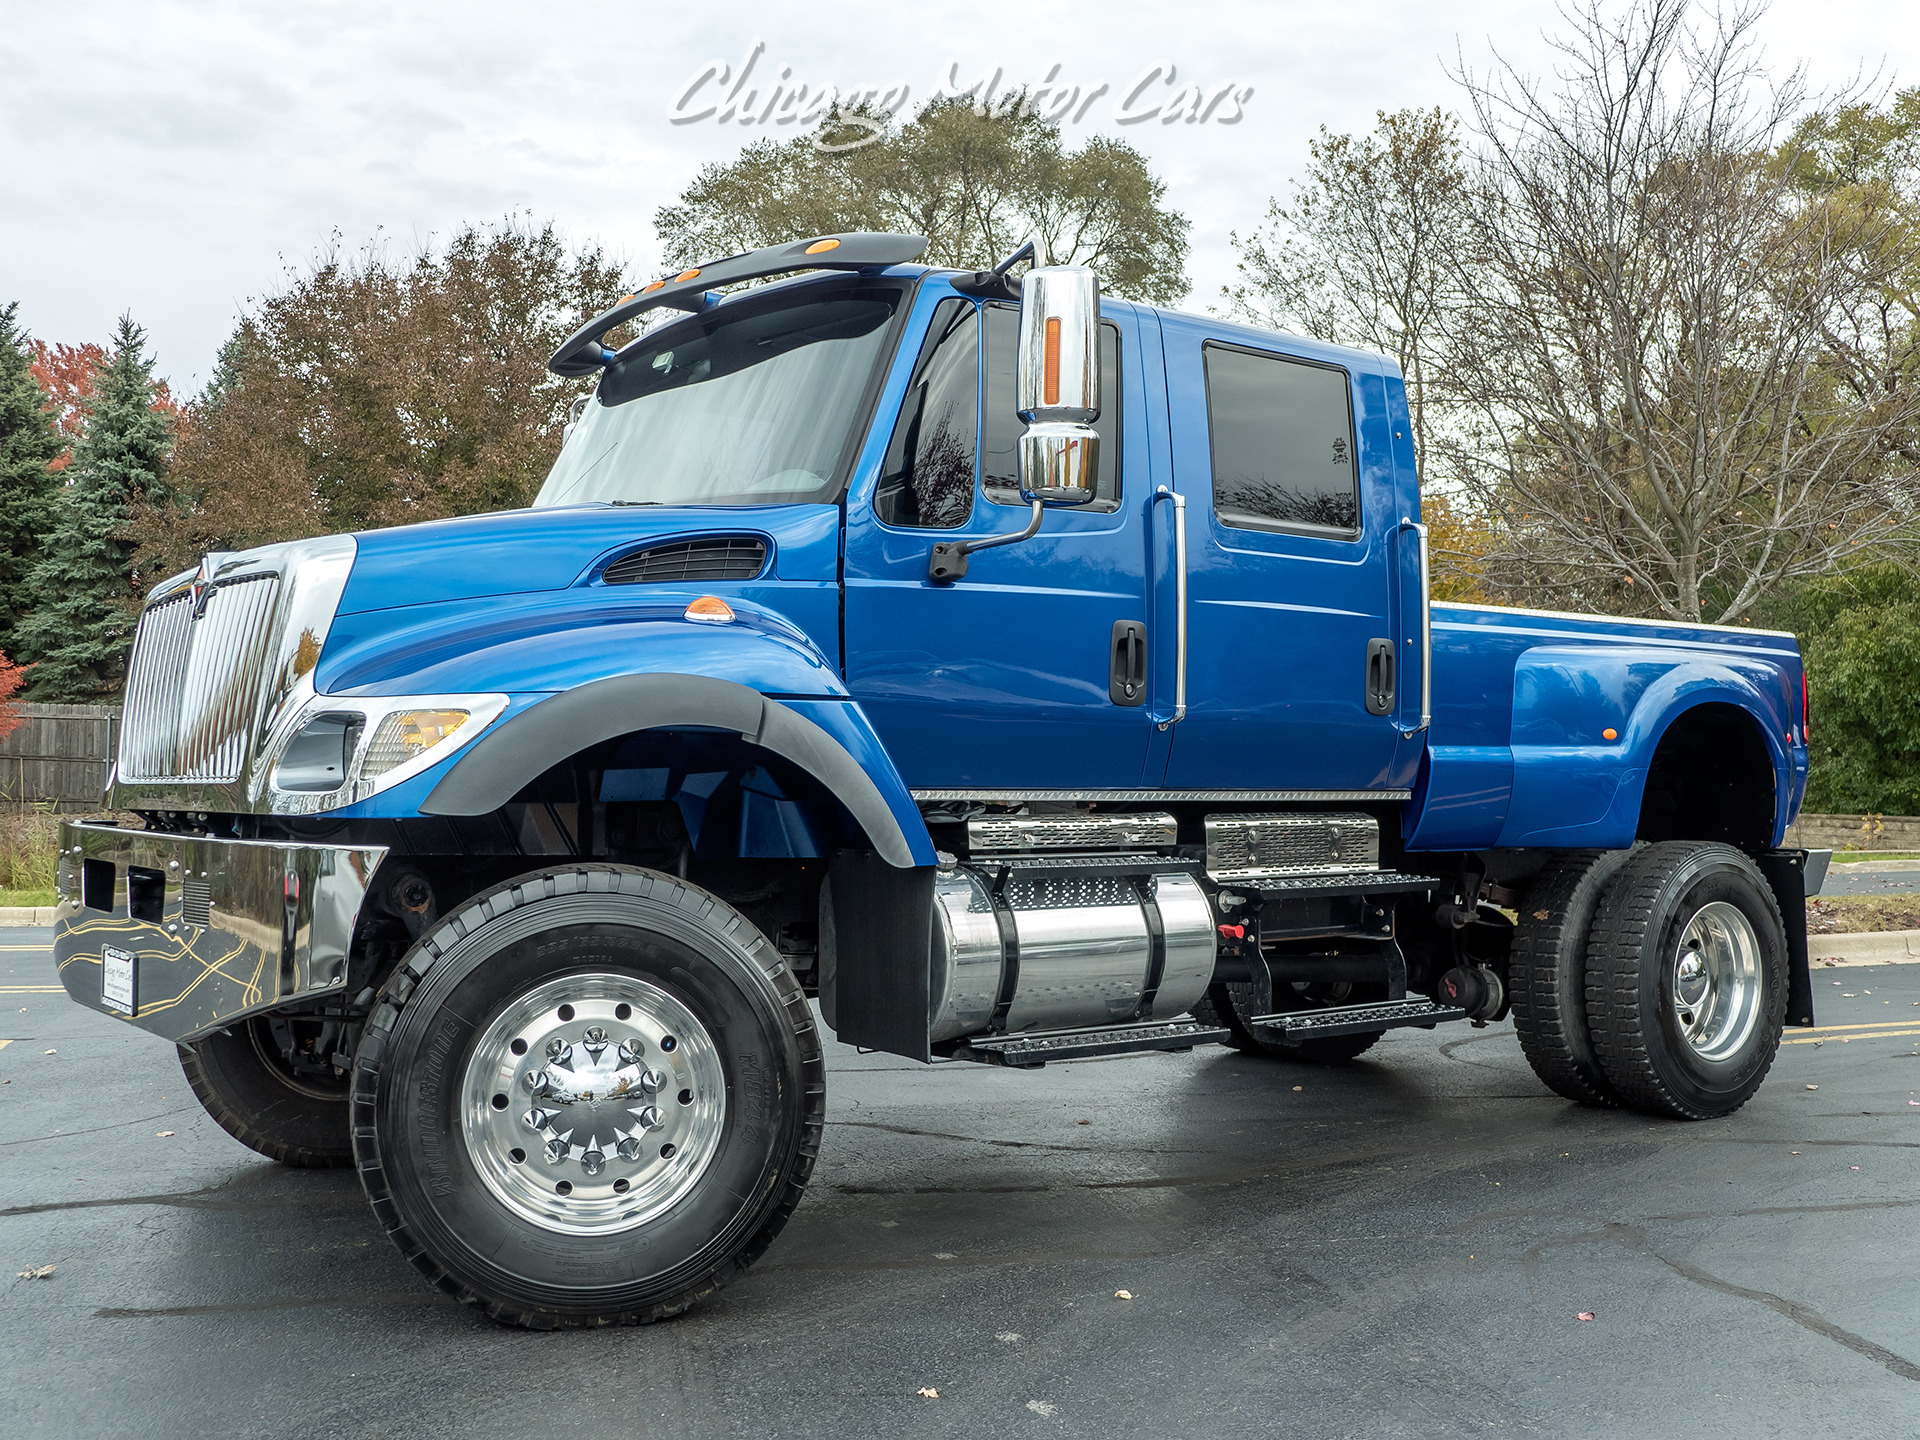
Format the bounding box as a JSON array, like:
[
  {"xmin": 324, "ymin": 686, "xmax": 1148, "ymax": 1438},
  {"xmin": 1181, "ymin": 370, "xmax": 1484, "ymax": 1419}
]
[
  {"xmin": 1225, "ymin": 108, "xmax": 1469, "ymax": 464},
  {"xmin": 1434, "ymin": 0, "xmax": 1920, "ymax": 623}
]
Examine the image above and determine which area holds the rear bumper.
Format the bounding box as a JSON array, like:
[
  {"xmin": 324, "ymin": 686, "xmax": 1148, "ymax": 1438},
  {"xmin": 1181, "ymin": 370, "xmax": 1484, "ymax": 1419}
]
[{"xmin": 52, "ymin": 821, "xmax": 387, "ymax": 1043}]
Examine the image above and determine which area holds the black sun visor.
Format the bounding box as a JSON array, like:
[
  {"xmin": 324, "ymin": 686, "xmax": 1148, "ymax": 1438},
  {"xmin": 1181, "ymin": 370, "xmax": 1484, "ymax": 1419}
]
[{"xmin": 548, "ymin": 232, "xmax": 930, "ymax": 377}]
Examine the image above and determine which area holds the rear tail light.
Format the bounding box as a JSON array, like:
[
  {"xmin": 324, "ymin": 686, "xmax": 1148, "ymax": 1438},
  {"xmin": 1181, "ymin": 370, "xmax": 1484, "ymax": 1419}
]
[{"xmin": 1801, "ymin": 668, "xmax": 1811, "ymax": 742}]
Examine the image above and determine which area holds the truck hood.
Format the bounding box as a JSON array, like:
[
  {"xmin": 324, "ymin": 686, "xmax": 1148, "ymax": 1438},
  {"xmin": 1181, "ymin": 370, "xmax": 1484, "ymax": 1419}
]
[{"xmin": 335, "ymin": 502, "xmax": 842, "ymax": 616}]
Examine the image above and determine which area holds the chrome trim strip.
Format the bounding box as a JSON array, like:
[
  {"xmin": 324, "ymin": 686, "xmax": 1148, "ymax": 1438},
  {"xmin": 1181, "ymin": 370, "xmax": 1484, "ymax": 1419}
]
[
  {"xmin": 915, "ymin": 789, "xmax": 1413, "ymax": 803},
  {"xmin": 1434, "ymin": 600, "xmax": 1796, "ymax": 640}
]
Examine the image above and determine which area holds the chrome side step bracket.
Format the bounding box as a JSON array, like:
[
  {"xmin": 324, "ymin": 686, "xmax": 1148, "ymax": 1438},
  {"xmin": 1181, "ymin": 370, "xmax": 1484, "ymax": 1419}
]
[
  {"xmin": 1249, "ymin": 997, "xmax": 1468, "ymax": 1042},
  {"xmin": 949, "ymin": 1020, "xmax": 1230, "ymax": 1069}
]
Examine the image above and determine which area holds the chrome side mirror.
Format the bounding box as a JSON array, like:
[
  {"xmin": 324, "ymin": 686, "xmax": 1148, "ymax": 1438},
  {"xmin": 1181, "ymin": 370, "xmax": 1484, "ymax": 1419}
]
[
  {"xmin": 1016, "ymin": 265, "xmax": 1100, "ymax": 506},
  {"xmin": 926, "ymin": 261, "xmax": 1102, "ymax": 584}
]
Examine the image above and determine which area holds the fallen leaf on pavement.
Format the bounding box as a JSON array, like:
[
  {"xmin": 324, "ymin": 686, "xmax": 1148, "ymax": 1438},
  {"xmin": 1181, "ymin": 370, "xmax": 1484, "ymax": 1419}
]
[
  {"xmin": 1114, "ymin": 1290, "xmax": 1134, "ymax": 1300},
  {"xmin": 1027, "ymin": 1401, "xmax": 1058, "ymax": 1417},
  {"xmin": 156, "ymin": 1130, "xmax": 175, "ymax": 1138},
  {"xmin": 1533, "ymin": 910, "xmax": 1550, "ymax": 920},
  {"xmin": 42, "ymin": 1049, "xmax": 55, "ymax": 1055},
  {"xmin": 1292, "ymin": 1085, "xmax": 1303, "ymax": 1092},
  {"xmin": 1851, "ymin": 1166, "xmax": 1861, "ymax": 1171},
  {"xmin": 916, "ymin": 1387, "xmax": 939, "ymax": 1399},
  {"xmin": 1576, "ymin": 1311, "xmax": 1595, "ymax": 1322},
  {"xmin": 18, "ymin": 1265, "xmax": 55, "ymax": 1280},
  {"xmin": 1805, "ymin": 1085, "xmax": 1819, "ymax": 1091}
]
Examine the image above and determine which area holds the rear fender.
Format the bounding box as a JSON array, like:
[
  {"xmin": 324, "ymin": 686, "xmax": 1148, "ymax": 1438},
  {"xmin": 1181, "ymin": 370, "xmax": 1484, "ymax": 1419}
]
[{"xmin": 1497, "ymin": 649, "xmax": 1791, "ymax": 849}]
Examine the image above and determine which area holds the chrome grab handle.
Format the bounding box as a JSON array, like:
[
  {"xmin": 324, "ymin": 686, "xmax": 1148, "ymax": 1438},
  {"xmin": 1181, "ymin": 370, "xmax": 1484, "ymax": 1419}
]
[
  {"xmin": 1398, "ymin": 517, "xmax": 1431, "ymax": 737},
  {"xmin": 1153, "ymin": 486, "xmax": 1187, "ymax": 729}
]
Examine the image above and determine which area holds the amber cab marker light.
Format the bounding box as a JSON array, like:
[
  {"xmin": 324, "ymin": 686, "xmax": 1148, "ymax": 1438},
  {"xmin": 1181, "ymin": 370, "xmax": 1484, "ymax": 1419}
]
[
  {"xmin": 640, "ymin": 279, "xmax": 666, "ymax": 293},
  {"xmin": 1043, "ymin": 317, "xmax": 1062, "ymax": 406},
  {"xmin": 674, "ymin": 268, "xmax": 702, "ymax": 283},
  {"xmin": 1602, "ymin": 727, "xmax": 1618, "ymax": 741},
  {"xmin": 685, "ymin": 595, "xmax": 735, "ymax": 624},
  {"xmin": 804, "ymin": 238, "xmax": 841, "ymax": 255}
]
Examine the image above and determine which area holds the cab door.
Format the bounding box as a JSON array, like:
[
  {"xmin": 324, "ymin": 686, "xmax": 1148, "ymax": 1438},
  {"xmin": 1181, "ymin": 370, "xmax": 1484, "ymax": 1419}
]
[
  {"xmin": 843, "ymin": 290, "xmax": 1157, "ymax": 791},
  {"xmin": 1156, "ymin": 318, "xmax": 1405, "ymax": 792}
]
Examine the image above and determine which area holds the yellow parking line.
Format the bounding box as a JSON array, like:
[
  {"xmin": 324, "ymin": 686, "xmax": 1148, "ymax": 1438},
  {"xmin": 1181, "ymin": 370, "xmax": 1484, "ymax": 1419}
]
[
  {"xmin": 0, "ymin": 986, "xmax": 61, "ymax": 994},
  {"xmin": 1799, "ymin": 1017, "xmax": 1920, "ymax": 1033},
  {"xmin": 1785, "ymin": 1028, "xmax": 1920, "ymax": 1045}
]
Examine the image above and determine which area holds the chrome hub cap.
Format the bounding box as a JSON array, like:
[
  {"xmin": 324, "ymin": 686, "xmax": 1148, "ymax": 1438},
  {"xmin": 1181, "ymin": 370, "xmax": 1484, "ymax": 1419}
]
[
  {"xmin": 1669, "ymin": 901, "xmax": 1762, "ymax": 1062},
  {"xmin": 461, "ymin": 973, "xmax": 726, "ymax": 1234}
]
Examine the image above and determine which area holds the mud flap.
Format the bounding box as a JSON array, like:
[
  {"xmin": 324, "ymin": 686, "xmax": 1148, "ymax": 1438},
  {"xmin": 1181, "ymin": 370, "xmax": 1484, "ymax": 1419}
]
[
  {"xmin": 1757, "ymin": 848, "xmax": 1814, "ymax": 1028},
  {"xmin": 820, "ymin": 849, "xmax": 936, "ymax": 1061}
]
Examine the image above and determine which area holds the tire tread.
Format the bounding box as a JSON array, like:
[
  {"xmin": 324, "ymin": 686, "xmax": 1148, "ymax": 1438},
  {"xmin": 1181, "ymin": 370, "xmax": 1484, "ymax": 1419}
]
[{"xmin": 350, "ymin": 863, "xmax": 825, "ymax": 1328}]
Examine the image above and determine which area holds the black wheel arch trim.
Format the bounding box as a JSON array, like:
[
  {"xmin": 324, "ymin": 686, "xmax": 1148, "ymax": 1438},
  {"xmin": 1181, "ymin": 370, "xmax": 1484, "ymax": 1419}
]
[{"xmin": 420, "ymin": 673, "xmax": 917, "ymax": 867}]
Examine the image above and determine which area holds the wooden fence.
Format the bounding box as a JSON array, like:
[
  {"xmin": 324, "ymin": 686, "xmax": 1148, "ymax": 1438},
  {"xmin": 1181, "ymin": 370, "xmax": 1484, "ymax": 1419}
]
[{"xmin": 0, "ymin": 703, "xmax": 117, "ymax": 812}]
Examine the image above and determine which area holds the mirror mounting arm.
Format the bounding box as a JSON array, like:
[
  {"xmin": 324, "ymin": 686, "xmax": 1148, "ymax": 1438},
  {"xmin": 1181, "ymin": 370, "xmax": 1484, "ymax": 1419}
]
[{"xmin": 927, "ymin": 501, "xmax": 1044, "ymax": 584}]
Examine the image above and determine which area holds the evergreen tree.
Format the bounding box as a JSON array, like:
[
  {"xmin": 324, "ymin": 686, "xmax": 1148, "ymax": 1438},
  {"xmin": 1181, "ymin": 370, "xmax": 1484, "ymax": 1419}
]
[
  {"xmin": 15, "ymin": 315, "xmax": 173, "ymax": 700},
  {"xmin": 0, "ymin": 302, "xmax": 65, "ymax": 663}
]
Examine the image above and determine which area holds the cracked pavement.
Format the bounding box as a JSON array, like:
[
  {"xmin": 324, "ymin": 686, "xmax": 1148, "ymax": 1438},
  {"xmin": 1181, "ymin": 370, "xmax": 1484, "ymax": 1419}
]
[{"xmin": 5, "ymin": 926, "xmax": 1920, "ymax": 1438}]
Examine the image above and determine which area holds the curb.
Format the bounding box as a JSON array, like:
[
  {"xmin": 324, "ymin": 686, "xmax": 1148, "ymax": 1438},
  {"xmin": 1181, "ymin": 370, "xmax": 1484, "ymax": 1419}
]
[
  {"xmin": 0, "ymin": 907, "xmax": 57, "ymax": 927},
  {"xmin": 1809, "ymin": 929, "xmax": 1920, "ymax": 967}
]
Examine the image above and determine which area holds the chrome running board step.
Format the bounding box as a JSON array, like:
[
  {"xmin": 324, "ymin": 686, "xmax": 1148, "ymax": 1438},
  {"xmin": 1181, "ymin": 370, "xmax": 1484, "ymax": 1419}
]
[
  {"xmin": 1249, "ymin": 997, "xmax": 1467, "ymax": 1042},
  {"xmin": 950, "ymin": 1020, "xmax": 1230, "ymax": 1069},
  {"xmin": 1236, "ymin": 870, "xmax": 1439, "ymax": 898}
]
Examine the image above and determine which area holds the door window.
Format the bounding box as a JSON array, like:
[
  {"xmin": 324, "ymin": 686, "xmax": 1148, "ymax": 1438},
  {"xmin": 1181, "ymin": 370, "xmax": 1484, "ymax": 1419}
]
[
  {"xmin": 1203, "ymin": 343, "xmax": 1358, "ymax": 537},
  {"xmin": 873, "ymin": 299, "xmax": 978, "ymax": 528},
  {"xmin": 983, "ymin": 305, "xmax": 1123, "ymax": 510}
]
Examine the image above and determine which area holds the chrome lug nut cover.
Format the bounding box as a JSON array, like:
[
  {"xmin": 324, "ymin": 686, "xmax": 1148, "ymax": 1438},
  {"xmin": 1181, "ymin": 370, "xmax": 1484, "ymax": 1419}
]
[{"xmin": 461, "ymin": 972, "xmax": 727, "ymax": 1236}]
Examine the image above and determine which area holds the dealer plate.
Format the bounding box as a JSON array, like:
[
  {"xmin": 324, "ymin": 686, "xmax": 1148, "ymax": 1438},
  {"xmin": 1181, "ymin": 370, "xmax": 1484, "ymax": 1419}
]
[{"xmin": 102, "ymin": 945, "xmax": 137, "ymax": 1016}]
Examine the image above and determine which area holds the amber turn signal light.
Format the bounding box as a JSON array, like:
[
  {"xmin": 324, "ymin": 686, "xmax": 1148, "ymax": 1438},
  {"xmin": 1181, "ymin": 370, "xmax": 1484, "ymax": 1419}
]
[
  {"xmin": 684, "ymin": 596, "xmax": 735, "ymax": 623},
  {"xmin": 1602, "ymin": 727, "xmax": 1618, "ymax": 741}
]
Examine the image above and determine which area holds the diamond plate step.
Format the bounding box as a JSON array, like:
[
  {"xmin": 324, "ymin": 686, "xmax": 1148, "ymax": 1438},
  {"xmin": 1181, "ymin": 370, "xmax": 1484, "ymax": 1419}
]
[
  {"xmin": 1249, "ymin": 997, "xmax": 1468, "ymax": 1041},
  {"xmin": 952, "ymin": 1020, "xmax": 1230, "ymax": 1069}
]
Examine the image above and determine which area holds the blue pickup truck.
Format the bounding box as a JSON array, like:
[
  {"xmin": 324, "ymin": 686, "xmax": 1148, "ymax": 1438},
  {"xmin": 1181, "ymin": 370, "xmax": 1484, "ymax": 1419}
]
[{"xmin": 54, "ymin": 233, "xmax": 1814, "ymax": 1328}]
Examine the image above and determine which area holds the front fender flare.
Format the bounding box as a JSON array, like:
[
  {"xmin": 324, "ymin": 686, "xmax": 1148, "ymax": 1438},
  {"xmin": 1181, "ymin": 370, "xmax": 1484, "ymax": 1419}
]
[{"xmin": 420, "ymin": 674, "xmax": 930, "ymax": 868}]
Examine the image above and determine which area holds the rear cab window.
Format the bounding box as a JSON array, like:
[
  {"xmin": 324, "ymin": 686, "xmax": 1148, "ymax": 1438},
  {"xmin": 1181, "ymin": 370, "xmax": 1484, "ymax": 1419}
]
[{"xmin": 1202, "ymin": 342, "xmax": 1359, "ymax": 538}]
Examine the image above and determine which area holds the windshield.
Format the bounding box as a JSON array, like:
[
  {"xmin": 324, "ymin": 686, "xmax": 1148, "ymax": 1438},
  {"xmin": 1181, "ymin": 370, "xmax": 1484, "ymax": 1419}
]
[{"xmin": 535, "ymin": 277, "xmax": 904, "ymax": 508}]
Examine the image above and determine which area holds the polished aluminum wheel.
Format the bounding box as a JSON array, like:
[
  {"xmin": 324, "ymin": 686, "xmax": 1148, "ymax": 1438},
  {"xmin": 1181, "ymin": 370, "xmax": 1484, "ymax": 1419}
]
[
  {"xmin": 460, "ymin": 973, "xmax": 726, "ymax": 1235},
  {"xmin": 1670, "ymin": 901, "xmax": 1763, "ymax": 1062}
]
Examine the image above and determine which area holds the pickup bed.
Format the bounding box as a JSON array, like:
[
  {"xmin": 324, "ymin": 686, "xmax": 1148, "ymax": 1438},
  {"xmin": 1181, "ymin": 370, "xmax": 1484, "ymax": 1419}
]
[{"xmin": 52, "ymin": 233, "xmax": 1811, "ymax": 1328}]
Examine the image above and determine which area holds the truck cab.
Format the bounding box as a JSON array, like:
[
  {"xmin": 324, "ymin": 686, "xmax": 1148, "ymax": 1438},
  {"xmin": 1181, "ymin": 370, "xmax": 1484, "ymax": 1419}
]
[{"xmin": 52, "ymin": 233, "xmax": 1814, "ymax": 1329}]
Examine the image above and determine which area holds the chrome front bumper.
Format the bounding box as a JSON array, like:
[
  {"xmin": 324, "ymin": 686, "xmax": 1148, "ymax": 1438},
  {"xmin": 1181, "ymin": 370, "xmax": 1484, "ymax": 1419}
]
[{"xmin": 52, "ymin": 821, "xmax": 387, "ymax": 1043}]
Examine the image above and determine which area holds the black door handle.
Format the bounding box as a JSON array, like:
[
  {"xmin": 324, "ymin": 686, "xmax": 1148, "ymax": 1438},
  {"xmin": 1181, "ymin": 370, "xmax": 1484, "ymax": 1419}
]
[
  {"xmin": 1365, "ymin": 637, "xmax": 1396, "ymax": 716},
  {"xmin": 1110, "ymin": 621, "xmax": 1147, "ymax": 707}
]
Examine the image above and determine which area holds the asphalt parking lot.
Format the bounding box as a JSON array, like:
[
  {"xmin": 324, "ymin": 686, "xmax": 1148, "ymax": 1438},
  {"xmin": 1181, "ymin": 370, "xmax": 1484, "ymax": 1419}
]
[{"xmin": 5, "ymin": 926, "xmax": 1920, "ymax": 1440}]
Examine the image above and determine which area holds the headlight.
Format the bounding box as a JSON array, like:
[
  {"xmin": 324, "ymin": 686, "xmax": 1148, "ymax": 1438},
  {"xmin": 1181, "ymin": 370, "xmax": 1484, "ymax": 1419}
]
[{"xmin": 269, "ymin": 693, "xmax": 508, "ymax": 810}]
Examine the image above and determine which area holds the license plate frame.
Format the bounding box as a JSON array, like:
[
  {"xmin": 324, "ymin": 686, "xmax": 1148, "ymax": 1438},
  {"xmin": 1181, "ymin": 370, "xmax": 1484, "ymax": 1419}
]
[{"xmin": 101, "ymin": 945, "xmax": 138, "ymax": 1016}]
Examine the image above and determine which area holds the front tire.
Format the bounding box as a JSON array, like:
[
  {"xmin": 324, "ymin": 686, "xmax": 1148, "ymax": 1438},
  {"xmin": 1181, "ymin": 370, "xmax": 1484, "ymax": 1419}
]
[
  {"xmin": 179, "ymin": 1018, "xmax": 354, "ymax": 1168},
  {"xmin": 352, "ymin": 865, "xmax": 824, "ymax": 1328},
  {"xmin": 1584, "ymin": 842, "xmax": 1787, "ymax": 1120}
]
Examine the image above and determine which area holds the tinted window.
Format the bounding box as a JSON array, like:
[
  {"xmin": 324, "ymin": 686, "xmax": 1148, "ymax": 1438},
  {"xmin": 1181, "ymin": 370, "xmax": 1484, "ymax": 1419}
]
[
  {"xmin": 1203, "ymin": 345, "xmax": 1358, "ymax": 535},
  {"xmin": 538, "ymin": 278, "xmax": 901, "ymax": 508},
  {"xmin": 983, "ymin": 305, "xmax": 1122, "ymax": 508},
  {"xmin": 874, "ymin": 300, "xmax": 978, "ymax": 528}
]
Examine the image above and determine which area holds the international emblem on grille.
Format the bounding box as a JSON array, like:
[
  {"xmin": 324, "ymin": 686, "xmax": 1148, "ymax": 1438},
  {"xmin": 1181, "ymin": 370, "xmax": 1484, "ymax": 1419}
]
[{"xmin": 188, "ymin": 552, "xmax": 228, "ymax": 620}]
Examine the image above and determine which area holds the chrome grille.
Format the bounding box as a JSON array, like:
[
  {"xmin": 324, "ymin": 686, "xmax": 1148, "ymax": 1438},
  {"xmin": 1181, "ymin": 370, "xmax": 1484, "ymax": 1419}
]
[
  {"xmin": 119, "ymin": 573, "xmax": 282, "ymax": 783},
  {"xmin": 1204, "ymin": 813, "xmax": 1380, "ymax": 883}
]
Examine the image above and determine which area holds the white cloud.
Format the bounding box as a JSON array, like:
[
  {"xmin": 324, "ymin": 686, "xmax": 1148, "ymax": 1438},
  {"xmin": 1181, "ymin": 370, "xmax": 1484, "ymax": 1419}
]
[{"xmin": 1, "ymin": 0, "xmax": 1907, "ymax": 391}]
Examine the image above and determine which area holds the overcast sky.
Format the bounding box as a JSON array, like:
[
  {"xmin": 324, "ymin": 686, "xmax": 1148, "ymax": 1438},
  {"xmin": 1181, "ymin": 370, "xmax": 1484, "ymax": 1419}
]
[{"xmin": 1, "ymin": 0, "xmax": 1910, "ymax": 393}]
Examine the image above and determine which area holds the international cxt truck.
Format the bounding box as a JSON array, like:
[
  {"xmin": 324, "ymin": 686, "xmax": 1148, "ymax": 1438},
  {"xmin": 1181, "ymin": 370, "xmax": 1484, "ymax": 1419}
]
[{"xmin": 53, "ymin": 233, "xmax": 1817, "ymax": 1327}]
